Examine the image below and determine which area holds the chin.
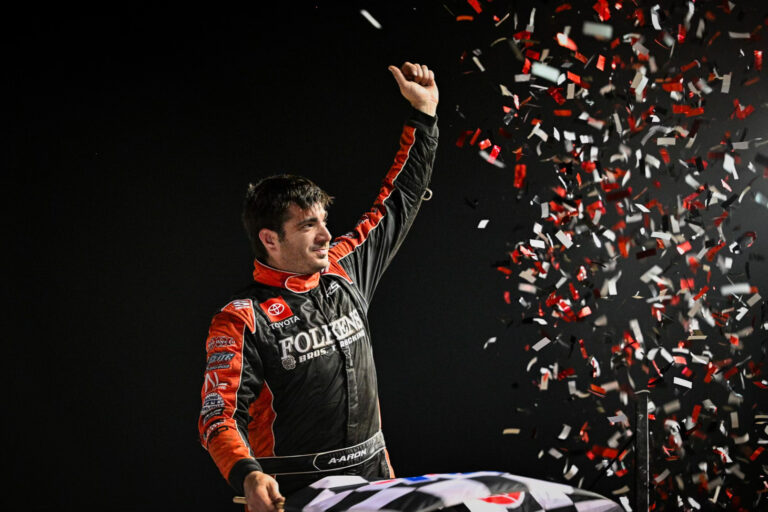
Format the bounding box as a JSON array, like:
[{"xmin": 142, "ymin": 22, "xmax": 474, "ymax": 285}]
[{"xmin": 306, "ymin": 259, "xmax": 328, "ymax": 274}]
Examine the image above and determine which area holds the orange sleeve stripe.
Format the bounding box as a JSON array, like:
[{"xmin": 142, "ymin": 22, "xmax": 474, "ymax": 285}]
[
  {"xmin": 248, "ymin": 383, "xmax": 277, "ymax": 457},
  {"xmin": 199, "ymin": 302, "xmax": 255, "ymax": 480}
]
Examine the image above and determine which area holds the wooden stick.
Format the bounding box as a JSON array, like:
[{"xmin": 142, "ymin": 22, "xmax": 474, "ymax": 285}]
[{"xmin": 232, "ymin": 496, "xmax": 286, "ymax": 510}]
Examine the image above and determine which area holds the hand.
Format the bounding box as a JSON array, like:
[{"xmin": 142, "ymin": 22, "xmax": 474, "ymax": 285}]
[
  {"xmin": 243, "ymin": 471, "xmax": 285, "ymax": 512},
  {"xmin": 389, "ymin": 62, "xmax": 439, "ymax": 116}
]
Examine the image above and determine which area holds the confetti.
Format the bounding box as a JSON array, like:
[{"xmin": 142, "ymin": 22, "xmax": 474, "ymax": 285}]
[
  {"xmin": 359, "ymin": 10, "xmax": 382, "ymax": 29},
  {"xmin": 582, "ymin": 21, "xmax": 613, "ymax": 40},
  {"xmin": 531, "ymin": 62, "xmax": 561, "ymax": 83},
  {"xmin": 453, "ymin": 0, "xmax": 768, "ymax": 505}
]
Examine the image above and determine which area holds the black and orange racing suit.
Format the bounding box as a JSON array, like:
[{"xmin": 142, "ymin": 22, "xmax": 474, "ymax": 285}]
[{"xmin": 198, "ymin": 109, "xmax": 438, "ymax": 497}]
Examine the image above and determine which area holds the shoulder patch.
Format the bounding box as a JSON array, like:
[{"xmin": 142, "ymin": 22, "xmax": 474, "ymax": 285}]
[{"xmin": 221, "ymin": 299, "xmax": 256, "ymax": 333}]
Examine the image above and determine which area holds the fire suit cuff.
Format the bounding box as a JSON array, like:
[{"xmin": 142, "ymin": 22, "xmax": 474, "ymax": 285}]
[
  {"xmin": 228, "ymin": 458, "xmax": 263, "ymax": 495},
  {"xmin": 407, "ymin": 107, "xmax": 438, "ymax": 138}
]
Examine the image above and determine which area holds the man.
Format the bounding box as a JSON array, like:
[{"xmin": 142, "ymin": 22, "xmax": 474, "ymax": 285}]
[{"xmin": 198, "ymin": 62, "xmax": 438, "ymax": 512}]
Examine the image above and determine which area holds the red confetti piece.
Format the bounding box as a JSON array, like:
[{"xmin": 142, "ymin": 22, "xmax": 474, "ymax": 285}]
[
  {"xmin": 578, "ymin": 338, "xmax": 588, "ymax": 359},
  {"xmin": 456, "ymin": 15, "xmax": 474, "ymax": 22},
  {"xmin": 589, "ymin": 383, "xmax": 607, "ymax": 397},
  {"xmin": 662, "ymin": 81, "xmax": 683, "ymax": 92},
  {"xmin": 713, "ymin": 211, "xmax": 729, "ymax": 227},
  {"xmin": 513, "ymin": 31, "xmax": 532, "ymax": 40},
  {"xmin": 525, "ymin": 49, "xmax": 541, "ymax": 61},
  {"xmin": 514, "ymin": 164, "xmax": 527, "ymax": 188},
  {"xmin": 548, "ymin": 87, "xmax": 567, "ymax": 105},
  {"xmin": 596, "ymin": 54, "xmax": 606, "ymax": 71},
  {"xmin": 487, "ymin": 144, "xmax": 501, "ymax": 163},
  {"xmin": 553, "ymin": 109, "xmax": 572, "ymax": 116},
  {"xmin": 692, "ymin": 404, "xmax": 701, "ymax": 423},
  {"xmin": 555, "ymin": 3, "xmax": 572, "ymax": 13},
  {"xmin": 705, "ymin": 241, "xmax": 726, "ymax": 261},
  {"xmin": 755, "ymin": 50, "xmax": 763, "ymax": 71},
  {"xmin": 731, "ymin": 99, "xmax": 755, "ymax": 120},
  {"xmin": 749, "ymin": 446, "xmax": 764, "ymax": 461},
  {"xmin": 676, "ymin": 241, "xmax": 692, "ymax": 255},
  {"xmin": 593, "ymin": 0, "xmax": 610, "ymax": 21},
  {"xmin": 556, "ymin": 33, "xmax": 578, "ymax": 51},
  {"xmin": 677, "ymin": 24, "xmax": 686, "ymax": 43},
  {"xmin": 466, "ymin": 0, "xmax": 482, "ymax": 14},
  {"xmin": 681, "ymin": 60, "xmax": 700, "ymax": 72},
  {"xmin": 478, "ymin": 138, "xmax": 492, "ymax": 150},
  {"xmin": 566, "ymin": 71, "xmax": 584, "ymax": 86}
]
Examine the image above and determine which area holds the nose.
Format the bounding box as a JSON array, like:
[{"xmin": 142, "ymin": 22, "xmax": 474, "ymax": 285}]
[{"xmin": 318, "ymin": 223, "xmax": 332, "ymax": 243}]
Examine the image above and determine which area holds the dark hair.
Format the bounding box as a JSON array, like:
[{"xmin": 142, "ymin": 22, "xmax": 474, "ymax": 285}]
[{"xmin": 242, "ymin": 175, "xmax": 334, "ymax": 260}]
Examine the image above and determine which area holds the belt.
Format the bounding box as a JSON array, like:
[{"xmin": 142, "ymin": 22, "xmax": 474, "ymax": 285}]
[{"xmin": 255, "ymin": 431, "xmax": 386, "ymax": 475}]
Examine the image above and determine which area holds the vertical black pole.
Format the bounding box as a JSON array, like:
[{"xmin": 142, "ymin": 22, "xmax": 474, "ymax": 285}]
[{"xmin": 635, "ymin": 390, "xmax": 650, "ymax": 512}]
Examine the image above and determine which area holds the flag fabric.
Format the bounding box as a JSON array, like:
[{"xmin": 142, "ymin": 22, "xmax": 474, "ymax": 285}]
[{"xmin": 283, "ymin": 471, "xmax": 623, "ymax": 512}]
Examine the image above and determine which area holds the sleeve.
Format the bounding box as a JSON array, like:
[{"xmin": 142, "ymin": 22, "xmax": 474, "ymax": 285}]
[
  {"xmin": 327, "ymin": 107, "xmax": 439, "ymax": 304},
  {"xmin": 197, "ymin": 300, "xmax": 264, "ymax": 495}
]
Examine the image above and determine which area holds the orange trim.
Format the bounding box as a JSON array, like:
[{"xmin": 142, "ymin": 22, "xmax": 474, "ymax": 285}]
[
  {"xmin": 199, "ymin": 305, "xmax": 255, "ymax": 481},
  {"xmin": 252, "ymin": 259, "xmax": 320, "ymax": 292},
  {"xmin": 248, "ymin": 383, "xmax": 277, "ymax": 457}
]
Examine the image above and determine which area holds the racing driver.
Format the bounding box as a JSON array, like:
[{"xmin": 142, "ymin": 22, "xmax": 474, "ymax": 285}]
[{"xmin": 198, "ymin": 61, "xmax": 439, "ymax": 512}]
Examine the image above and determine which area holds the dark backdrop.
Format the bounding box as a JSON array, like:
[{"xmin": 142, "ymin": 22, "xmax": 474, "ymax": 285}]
[{"xmin": 8, "ymin": 3, "xmax": 768, "ymax": 511}]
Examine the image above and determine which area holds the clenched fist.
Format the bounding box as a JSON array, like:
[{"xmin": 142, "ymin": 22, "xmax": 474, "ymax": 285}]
[{"xmin": 388, "ymin": 62, "xmax": 439, "ymax": 116}]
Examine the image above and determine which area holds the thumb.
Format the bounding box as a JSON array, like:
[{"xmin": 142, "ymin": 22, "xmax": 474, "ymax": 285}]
[
  {"xmin": 388, "ymin": 65, "xmax": 408, "ymax": 89},
  {"xmin": 268, "ymin": 480, "xmax": 284, "ymax": 501}
]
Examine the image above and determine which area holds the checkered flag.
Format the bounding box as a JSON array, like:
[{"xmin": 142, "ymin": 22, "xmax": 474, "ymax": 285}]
[{"xmin": 284, "ymin": 471, "xmax": 623, "ymax": 512}]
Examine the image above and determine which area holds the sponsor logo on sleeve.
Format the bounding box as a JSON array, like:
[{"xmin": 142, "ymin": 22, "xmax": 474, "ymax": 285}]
[
  {"xmin": 201, "ymin": 392, "xmax": 226, "ymax": 415},
  {"xmin": 204, "ymin": 372, "xmax": 228, "ymax": 393},
  {"xmin": 207, "ymin": 336, "xmax": 236, "ymax": 352},
  {"xmin": 205, "ymin": 352, "xmax": 235, "ymax": 371}
]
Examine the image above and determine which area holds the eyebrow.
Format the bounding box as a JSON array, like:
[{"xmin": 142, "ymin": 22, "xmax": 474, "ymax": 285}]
[{"xmin": 295, "ymin": 212, "xmax": 328, "ymax": 227}]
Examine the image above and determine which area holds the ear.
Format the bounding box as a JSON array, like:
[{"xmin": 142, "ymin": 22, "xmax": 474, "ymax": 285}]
[{"xmin": 258, "ymin": 228, "xmax": 280, "ymax": 253}]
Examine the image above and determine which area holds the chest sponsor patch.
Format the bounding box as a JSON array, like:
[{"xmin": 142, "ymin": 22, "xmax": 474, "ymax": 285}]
[{"xmin": 259, "ymin": 296, "xmax": 294, "ymax": 323}]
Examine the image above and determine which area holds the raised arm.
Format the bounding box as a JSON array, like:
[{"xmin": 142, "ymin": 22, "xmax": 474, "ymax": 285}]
[{"xmin": 327, "ymin": 62, "xmax": 439, "ymax": 304}]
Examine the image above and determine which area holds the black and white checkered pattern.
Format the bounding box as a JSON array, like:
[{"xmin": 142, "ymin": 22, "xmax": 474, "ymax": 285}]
[{"xmin": 284, "ymin": 471, "xmax": 623, "ymax": 512}]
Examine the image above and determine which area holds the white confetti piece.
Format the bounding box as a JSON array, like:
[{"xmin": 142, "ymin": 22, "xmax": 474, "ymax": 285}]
[
  {"xmin": 555, "ymin": 230, "xmax": 573, "ymax": 248},
  {"xmin": 359, "ymin": 10, "xmax": 382, "ymax": 29},
  {"xmin": 582, "ymin": 20, "xmax": 613, "ymax": 39},
  {"xmin": 532, "ymin": 337, "xmax": 551, "ymax": 352},
  {"xmin": 531, "ymin": 62, "xmax": 561, "ymax": 82},
  {"xmin": 720, "ymin": 283, "xmax": 751, "ymax": 296},
  {"xmin": 477, "ymin": 219, "xmax": 489, "ymax": 229}
]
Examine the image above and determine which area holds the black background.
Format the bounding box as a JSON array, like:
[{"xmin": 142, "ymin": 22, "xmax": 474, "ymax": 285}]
[{"xmin": 8, "ymin": 2, "xmax": 768, "ymax": 510}]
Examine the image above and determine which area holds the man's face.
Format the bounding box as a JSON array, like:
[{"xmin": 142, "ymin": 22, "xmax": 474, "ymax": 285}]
[{"xmin": 269, "ymin": 202, "xmax": 332, "ymax": 275}]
